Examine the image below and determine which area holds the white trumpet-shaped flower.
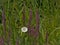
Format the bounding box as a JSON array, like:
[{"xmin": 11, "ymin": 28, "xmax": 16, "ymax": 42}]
[{"xmin": 21, "ymin": 27, "xmax": 28, "ymax": 32}]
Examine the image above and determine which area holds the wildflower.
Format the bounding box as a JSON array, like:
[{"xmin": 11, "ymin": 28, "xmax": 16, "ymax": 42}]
[{"xmin": 21, "ymin": 27, "xmax": 28, "ymax": 32}]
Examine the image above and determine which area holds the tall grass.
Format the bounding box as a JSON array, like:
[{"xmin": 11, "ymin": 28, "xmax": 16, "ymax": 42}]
[{"xmin": 0, "ymin": 0, "xmax": 60, "ymax": 45}]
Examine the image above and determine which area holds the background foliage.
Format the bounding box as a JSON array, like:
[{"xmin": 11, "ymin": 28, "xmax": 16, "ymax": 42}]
[{"xmin": 0, "ymin": 0, "xmax": 60, "ymax": 45}]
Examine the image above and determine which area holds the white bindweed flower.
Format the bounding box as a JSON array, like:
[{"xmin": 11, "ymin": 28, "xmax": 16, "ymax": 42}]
[{"xmin": 21, "ymin": 27, "xmax": 28, "ymax": 32}]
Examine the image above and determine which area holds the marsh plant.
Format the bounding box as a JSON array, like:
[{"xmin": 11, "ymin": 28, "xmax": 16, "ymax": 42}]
[{"xmin": 0, "ymin": 0, "xmax": 60, "ymax": 45}]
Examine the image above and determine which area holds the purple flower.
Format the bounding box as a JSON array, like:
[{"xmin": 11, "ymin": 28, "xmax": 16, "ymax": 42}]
[
  {"xmin": 2, "ymin": 7, "xmax": 6, "ymax": 34},
  {"xmin": 35, "ymin": 8, "xmax": 40, "ymax": 38},
  {"xmin": 0, "ymin": 37, "xmax": 4, "ymax": 45},
  {"xmin": 2, "ymin": 7, "xmax": 6, "ymax": 45},
  {"xmin": 16, "ymin": 39, "xmax": 19, "ymax": 45},
  {"xmin": 28, "ymin": 8, "xmax": 32, "ymax": 34}
]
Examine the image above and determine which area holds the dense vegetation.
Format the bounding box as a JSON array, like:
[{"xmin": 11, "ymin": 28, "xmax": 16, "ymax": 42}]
[{"xmin": 0, "ymin": 0, "xmax": 60, "ymax": 45}]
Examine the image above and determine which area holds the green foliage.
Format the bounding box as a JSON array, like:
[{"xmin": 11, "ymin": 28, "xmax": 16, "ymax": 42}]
[{"xmin": 0, "ymin": 0, "xmax": 60, "ymax": 45}]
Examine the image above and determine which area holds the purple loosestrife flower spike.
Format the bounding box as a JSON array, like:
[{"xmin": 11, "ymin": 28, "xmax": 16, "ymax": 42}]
[
  {"xmin": 30, "ymin": 8, "xmax": 40, "ymax": 45},
  {"xmin": 7, "ymin": 27, "xmax": 12, "ymax": 45},
  {"xmin": 0, "ymin": 37, "xmax": 4, "ymax": 45},
  {"xmin": 35, "ymin": 8, "xmax": 40, "ymax": 38},
  {"xmin": 28, "ymin": 8, "xmax": 32, "ymax": 35},
  {"xmin": 30, "ymin": 27, "xmax": 35, "ymax": 37},
  {"xmin": 2, "ymin": 7, "xmax": 6, "ymax": 34},
  {"xmin": 16, "ymin": 39, "xmax": 19, "ymax": 45},
  {"xmin": 2, "ymin": 7, "xmax": 6, "ymax": 45}
]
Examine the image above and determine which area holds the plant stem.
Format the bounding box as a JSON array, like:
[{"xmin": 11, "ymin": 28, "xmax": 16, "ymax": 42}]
[
  {"xmin": 22, "ymin": 1, "xmax": 25, "ymax": 26},
  {"xmin": 45, "ymin": 31, "xmax": 49, "ymax": 45}
]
